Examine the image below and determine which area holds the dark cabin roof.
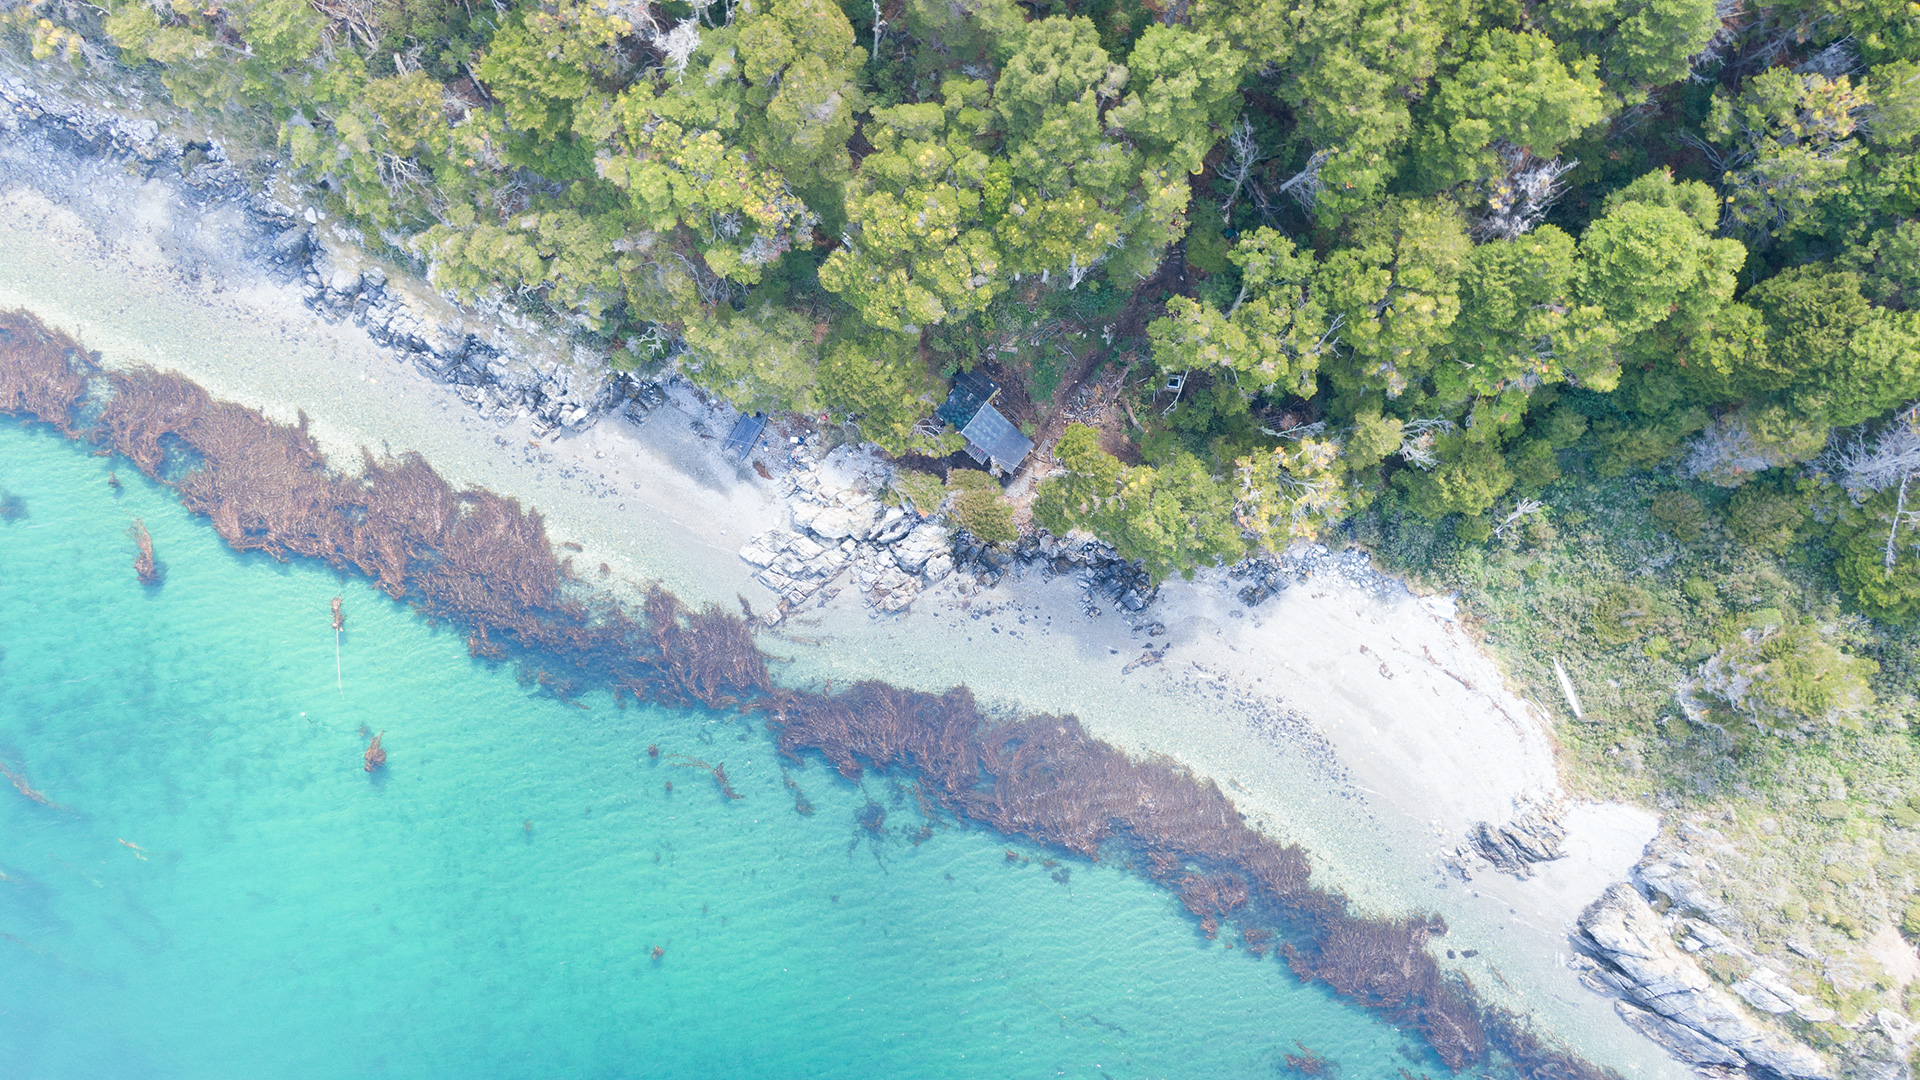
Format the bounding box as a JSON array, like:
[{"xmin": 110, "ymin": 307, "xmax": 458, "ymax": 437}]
[
  {"xmin": 722, "ymin": 412, "xmax": 768, "ymax": 458},
  {"xmin": 959, "ymin": 403, "xmax": 1034, "ymax": 473},
  {"xmin": 936, "ymin": 369, "xmax": 997, "ymax": 429},
  {"xmin": 935, "ymin": 370, "xmax": 1031, "ymax": 473}
]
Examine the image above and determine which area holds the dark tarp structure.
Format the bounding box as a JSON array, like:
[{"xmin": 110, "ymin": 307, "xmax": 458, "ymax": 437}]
[
  {"xmin": 935, "ymin": 371, "xmax": 1032, "ymax": 473},
  {"xmin": 722, "ymin": 411, "xmax": 768, "ymax": 459}
]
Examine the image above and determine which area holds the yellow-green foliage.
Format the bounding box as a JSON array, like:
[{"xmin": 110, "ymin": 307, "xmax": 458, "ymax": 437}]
[
  {"xmin": 889, "ymin": 469, "xmax": 947, "ymax": 516},
  {"xmin": 1699, "ymin": 622, "xmax": 1878, "ymax": 732},
  {"xmin": 679, "ymin": 303, "xmax": 821, "ymax": 415},
  {"xmin": 818, "ymin": 328, "xmax": 960, "ymax": 458},
  {"xmin": 946, "ymin": 469, "xmax": 1017, "ymax": 544}
]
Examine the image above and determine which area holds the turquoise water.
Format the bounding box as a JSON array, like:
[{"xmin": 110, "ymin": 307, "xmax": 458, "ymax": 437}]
[{"xmin": 0, "ymin": 418, "xmax": 1437, "ymax": 1079}]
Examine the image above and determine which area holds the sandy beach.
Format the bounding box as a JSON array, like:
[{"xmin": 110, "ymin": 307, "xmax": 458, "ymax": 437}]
[{"xmin": 0, "ymin": 118, "xmax": 1684, "ymax": 1076}]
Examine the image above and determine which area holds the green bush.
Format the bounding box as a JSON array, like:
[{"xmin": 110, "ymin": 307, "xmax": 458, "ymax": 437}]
[
  {"xmin": 946, "ymin": 471, "xmax": 1018, "ymax": 544},
  {"xmin": 1725, "ymin": 484, "xmax": 1808, "ymax": 556},
  {"xmin": 1650, "ymin": 490, "xmax": 1710, "ymax": 543},
  {"xmin": 890, "ymin": 469, "xmax": 948, "ymax": 516},
  {"xmin": 1697, "ymin": 622, "xmax": 1878, "ymax": 731},
  {"xmin": 1832, "ymin": 490, "xmax": 1920, "ymax": 620}
]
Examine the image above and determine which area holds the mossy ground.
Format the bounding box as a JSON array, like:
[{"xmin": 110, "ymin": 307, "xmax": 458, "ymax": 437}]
[{"xmin": 1357, "ymin": 457, "xmax": 1920, "ymax": 1030}]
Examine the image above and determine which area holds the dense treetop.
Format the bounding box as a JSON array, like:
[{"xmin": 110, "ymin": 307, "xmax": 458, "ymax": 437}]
[{"xmin": 8, "ymin": 0, "xmax": 1920, "ymax": 627}]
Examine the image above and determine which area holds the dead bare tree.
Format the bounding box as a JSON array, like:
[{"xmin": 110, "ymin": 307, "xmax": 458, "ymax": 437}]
[
  {"xmin": 307, "ymin": 0, "xmax": 381, "ymax": 50},
  {"xmin": 1473, "ymin": 146, "xmax": 1577, "ymax": 241},
  {"xmin": 1687, "ymin": 0, "xmax": 1748, "ymax": 81},
  {"xmin": 659, "ymin": 20, "xmax": 701, "ymax": 76},
  {"xmin": 1828, "ymin": 401, "xmax": 1920, "ymax": 572},
  {"xmin": 1219, "ymin": 117, "xmax": 1268, "ymax": 224},
  {"xmin": 1259, "ymin": 419, "xmax": 1327, "ymax": 440},
  {"xmin": 1492, "ymin": 498, "xmax": 1545, "ymax": 540},
  {"xmin": 1065, "ymin": 253, "xmax": 1096, "ymax": 291},
  {"xmin": 1275, "ymin": 149, "xmax": 1331, "ymax": 212},
  {"xmin": 1795, "ymin": 37, "xmax": 1859, "ymax": 77},
  {"xmin": 1397, "ymin": 417, "xmax": 1456, "ymax": 469}
]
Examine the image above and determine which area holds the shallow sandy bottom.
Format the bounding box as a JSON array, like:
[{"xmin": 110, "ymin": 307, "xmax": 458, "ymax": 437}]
[{"xmin": 0, "ymin": 149, "xmax": 1684, "ymax": 1077}]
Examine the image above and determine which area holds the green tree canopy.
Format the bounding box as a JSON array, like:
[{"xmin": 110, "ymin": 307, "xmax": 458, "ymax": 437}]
[
  {"xmin": 817, "ymin": 80, "xmax": 1002, "ymax": 331},
  {"xmin": 1576, "ymin": 170, "xmax": 1745, "ymax": 348},
  {"xmin": 1035, "ymin": 424, "xmax": 1244, "ymax": 580},
  {"xmin": 1536, "ymin": 0, "xmax": 1720, "ymax": 91},
  {"xmin": 818, "ymin": 328, "xmax": 960, "ymax": 457},
  {"xmin": 1415, "ymin": 30, "xmax": 1606, "ymax": 191},
  {"xmin": 1316, "ymin": 196, "xmax": 1472, "ymax": 399},
  {"xmin": 1109, "ymin": 25, "xmax": 1246, "ymax": 176},
  {"xmin": 1439, "ymin": 225, "xmax": 1619, "ymax": 401},
  {"xmin": 1148, "ymin": 228, "xmax": 1332, "ymax": 400},
  {"xmin": 1750, "ymin": 265, "xmax": 1920, "ymax": 425}
]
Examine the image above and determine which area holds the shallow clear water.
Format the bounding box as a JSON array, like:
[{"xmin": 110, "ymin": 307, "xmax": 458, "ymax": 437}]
[{"xmin": 0, "ymin": 419, "xmax": 1441, "ymax": 1079}]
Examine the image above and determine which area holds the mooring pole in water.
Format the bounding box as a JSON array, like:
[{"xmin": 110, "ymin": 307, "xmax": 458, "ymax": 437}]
[{"xmin": 331, "ymin": 596, "xmax": 345, "ymax": 693}]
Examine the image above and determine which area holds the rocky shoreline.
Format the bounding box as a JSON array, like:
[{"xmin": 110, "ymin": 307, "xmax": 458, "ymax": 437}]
[
  {"xmin": 737, "ymin": 441, "xmax": 1163, "ymax": 619},
  {"xmin": 0, "ymin": 68, "xmax": 619, "ymax": 437}
]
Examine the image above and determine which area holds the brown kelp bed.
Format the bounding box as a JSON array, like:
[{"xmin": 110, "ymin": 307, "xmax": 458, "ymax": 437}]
[{"xmin": 0, "ymin": 310, "xmax": 1609, "ymax": 1079}]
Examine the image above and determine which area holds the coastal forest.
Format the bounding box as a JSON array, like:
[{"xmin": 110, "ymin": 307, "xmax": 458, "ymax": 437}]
[
  {"xmin": 8, "ymin": 0, "xmax": 1915, "ymax": 591},
  {"xmin": 9, "ymin": 0, "xmax": 1920, "ymax": 1054},
  {"xmin": 12, "ymin": 0, "xmax": 1916, "ymax": 601}
]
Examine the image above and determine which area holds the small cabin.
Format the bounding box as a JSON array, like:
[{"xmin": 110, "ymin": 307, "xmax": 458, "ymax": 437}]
[
  {"xmin": 935, "ymin": 371, "xmax": 1033, "ymax": 474},
  {"xmin": 722, "ymin": 411, "xmax": 768, "ymax": 459}
]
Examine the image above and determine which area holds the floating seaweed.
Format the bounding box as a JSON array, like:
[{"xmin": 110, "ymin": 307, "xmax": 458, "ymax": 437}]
[
  {"xmin": 0, "ymin": 760, "xmax": 57, "ymax": 809},
  {"xmin": 1284, "ymin": 1041, "xmax": 1329, "ymax": 1075},
  {"xmin": 665, "ymin": 754, "xmax": 742, "ymax": 800},
  {"xmin": 129, "ymin": 518, "xmax": 161, "ymax": 585},
  {"xmin": 0, "ymin": 310, "xmax": 1613, "ymax": 1080},
  {"xmin": 1482, "ymin": 1009, "xmax": 1619, "ymax": 1080},
  {"xmin": 0, "ymin": 313, "xmax": 88, "ymax": 433},
  {"xmin": 782, "ymin": 771, "xmax": 815, "ymax": 816},
  {"xmin": 364, "ymin": 731, "xmax": 386, "ymax": 773}
]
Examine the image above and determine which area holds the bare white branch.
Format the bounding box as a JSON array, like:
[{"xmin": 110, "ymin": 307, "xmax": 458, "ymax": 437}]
[
  {"xmin": 1493, "ymin": 498, "xmax": 1545, "ymax": 539},
  {"xmin": 1474, "ymin": 145, "xmax": 1577, "ymax": 241},
  {"xmin": 1275, "ymin": 150, "xmax": 1331, "ymax": 212}
]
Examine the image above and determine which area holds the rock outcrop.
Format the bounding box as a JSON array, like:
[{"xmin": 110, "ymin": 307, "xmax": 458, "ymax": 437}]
[
  {"xmin": 740, "ymin": 442, "xmax": 1166, "ymax": 619},
  {"xmin": 1577, "ymin": 883, "xmax": 1833, "ymax": 1079},
  {"xmin": 1459, "ymin": 799, "xmax": 1569, "ymax": 878},
  {"xmin": 742, "ymin": 444, "xmax": 943, "ymax": 615}
]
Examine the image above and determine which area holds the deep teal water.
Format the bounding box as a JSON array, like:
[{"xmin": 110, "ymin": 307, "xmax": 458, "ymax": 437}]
[{"xmin": 0, "ymin": 417, "xmax": 1438, "ymax": 1079}]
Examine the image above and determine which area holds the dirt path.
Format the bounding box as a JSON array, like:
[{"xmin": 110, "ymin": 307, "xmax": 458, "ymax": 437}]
[{"xmin": 1006, "ymin": 256, "xmax": 1184, "ymax": 500}]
